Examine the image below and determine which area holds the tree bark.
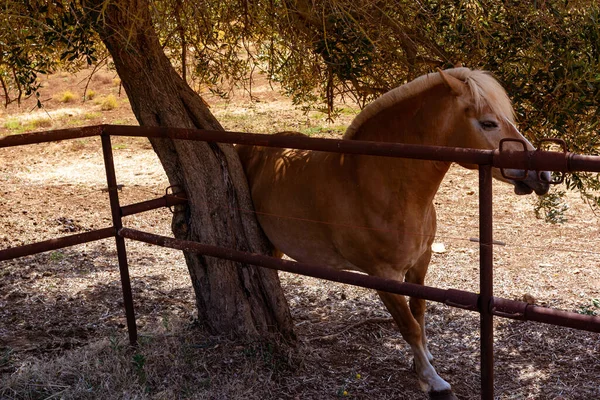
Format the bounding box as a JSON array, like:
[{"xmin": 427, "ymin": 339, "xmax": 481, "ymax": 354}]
[{"xmin": 82, "ymin": 0, "xmax": 294, "ymax": 341}]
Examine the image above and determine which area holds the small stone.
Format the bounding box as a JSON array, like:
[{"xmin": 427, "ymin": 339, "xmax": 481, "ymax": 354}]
[
  {"xmin": 431, "ymin": 243, "xmax": 446, "ymax": 253},
  {"xmin": 522, "ymin": 294, "xmax": 536, "ymax": 304}
]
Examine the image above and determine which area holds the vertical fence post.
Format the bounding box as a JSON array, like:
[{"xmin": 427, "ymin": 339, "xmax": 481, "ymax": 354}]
[
  {"xmin": 479, "ymin": 164, "xmax": 494, "ymax": 399},
  {"xmin": 101, "ymin": 133, "xmax": 138, "ymax": 346}
]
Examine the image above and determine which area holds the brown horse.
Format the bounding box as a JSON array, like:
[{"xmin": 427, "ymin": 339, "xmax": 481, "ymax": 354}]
[{"xmin": 237, "ymin": 68, "xmax": 550, "ymax": 399}]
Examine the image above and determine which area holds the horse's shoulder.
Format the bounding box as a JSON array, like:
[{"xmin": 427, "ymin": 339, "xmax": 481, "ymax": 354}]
[
  {"xmin": 236, "ymin": 131, "xmax": 306, "ymax": 169},
  {"xmin": 235, "ymin": 142, "xmax": 258, "ymax": 170}
]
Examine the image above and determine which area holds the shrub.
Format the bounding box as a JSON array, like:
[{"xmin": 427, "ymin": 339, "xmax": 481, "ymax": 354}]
[
  {"xmin": 84, "ymin": 89, "xmax": 97, "ymax": 100},
  {"xmin": 100, "ymin": 94, "xmax": 118, "ymax": 111},
  {"xmin": 59, "ymin": 90, "xmax": 76, "ymax": 103}
]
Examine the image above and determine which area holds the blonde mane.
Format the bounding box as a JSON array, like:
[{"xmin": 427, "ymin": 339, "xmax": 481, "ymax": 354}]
[{"xmin": 344, "ymin": 67, "xmax": 515, "ymax": 139}]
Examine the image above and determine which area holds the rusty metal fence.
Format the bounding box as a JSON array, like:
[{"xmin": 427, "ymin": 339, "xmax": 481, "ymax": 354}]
[{"xmin": 1, "ymin": 124, "xmax": 600, "ymax": 399}]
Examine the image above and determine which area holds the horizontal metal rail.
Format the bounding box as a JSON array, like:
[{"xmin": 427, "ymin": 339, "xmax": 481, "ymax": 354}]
[
  {"xmin": 119, "ymin": 227, "xmax": 600, "ymax": 333},
  {"xmin": 103, "ymin": 125, "xmax": 600, "ymax": 173},
  {"xmin": 0, "ymin": 195, "xmax": 190, "ymax": 261},
  {"xmin": 104, "ymin": 125, "xmax": 496, "ymax": 166},
  {"xmin": 2, "ymin": 125, "xmax": 600, "ymax": 172},
  {"xmin": 121, "ymin": 194, "xmax": 188, "ymax": 217},
  {"xmin": 118, "ymin": 228, "xmax": 478, "ymax": 306},
  {"xmin": 0, "ymin": 227, "xmax": 115, "ymax": 261},
  {"xmin": 491, "ymin": 297, "xmax": 600, "ymax": 332},
  {"xmin": 0, "ymin": 125, "xmax": 103, "ymax": 148}
]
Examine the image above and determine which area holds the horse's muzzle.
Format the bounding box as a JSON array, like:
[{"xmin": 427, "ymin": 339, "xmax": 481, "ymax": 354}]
[{"xmin": 510, "ymin": 170, "xmax": 551, "ymax": 195}]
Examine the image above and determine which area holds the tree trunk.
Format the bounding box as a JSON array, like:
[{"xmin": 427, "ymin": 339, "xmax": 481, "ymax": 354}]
[{"xmin": 82, "ymin": 0, "xmax": 295, "ymax": 341}]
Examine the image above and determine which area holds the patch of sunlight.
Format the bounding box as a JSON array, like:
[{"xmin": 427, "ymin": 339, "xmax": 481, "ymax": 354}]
[
  {"xmin": 1, "ymin": 108, "xmax": 87, "ymax": 135},
  {"xmin": 6, "ymin": 107, "xmax": 85, "ymax": 124}
]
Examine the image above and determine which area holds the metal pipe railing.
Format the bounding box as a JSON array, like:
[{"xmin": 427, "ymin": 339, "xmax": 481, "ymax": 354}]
[
  {"xmin": 2, "ymin": 124, "xmax": 600, "ymax": 400},
  {"xmin": 0, "ymin": 227, "xmax": 115, "ymax": 261},
  {"xmin": 117, "ymin": 227, "xmax": 600, "ymax": 333},
  {"xmin": 103, "ymin": 125, "xmax": 600, "ymax": 172},
  {"xmin": 479, "ymin": 164, "xmax": 495, "ymax": 398},
  {"xmin": 3, "ymin": 124, "xmax": 600, "ymax": 172},
  {"xmin": 0, "ymin": 125, "xmax": 103, "ymax": 148}
]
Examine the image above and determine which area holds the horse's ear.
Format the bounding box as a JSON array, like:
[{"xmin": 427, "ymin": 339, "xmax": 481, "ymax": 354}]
[{"xmin": 438, "ymin": 68, "xmax": 465, "ymax": 97}]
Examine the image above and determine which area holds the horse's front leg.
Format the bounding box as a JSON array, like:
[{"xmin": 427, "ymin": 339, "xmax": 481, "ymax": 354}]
[
  {"xmin": 377, "ymin": 290, "xmax": 455, "ymax": 399},
  {"xmin": 405, "ymin": 251, "xmax": 433, "ymax": 362}
]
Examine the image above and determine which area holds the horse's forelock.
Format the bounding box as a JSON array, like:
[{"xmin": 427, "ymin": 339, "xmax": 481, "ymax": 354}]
[
  {"xmin": 462, "ymin": 70, "xmax": 515, "ymax": 124},
  {"xmin": 345, "ymin": 68, "xmax": 515, "ymax": 138}
]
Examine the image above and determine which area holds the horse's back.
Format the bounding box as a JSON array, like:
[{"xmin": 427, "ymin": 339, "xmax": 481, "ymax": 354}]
[
  {"xmin": 236, "ymin": 131, "xmax": 308, "ymax": 174},
  {"xmin": 236, "ymin": 130, "xmax": 318, "ymax": 213}
]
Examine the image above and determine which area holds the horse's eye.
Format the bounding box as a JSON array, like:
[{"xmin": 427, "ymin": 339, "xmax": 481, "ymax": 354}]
[{"xmin": 480, "ymin": 120, "xmax": 498, "ymax": 130}]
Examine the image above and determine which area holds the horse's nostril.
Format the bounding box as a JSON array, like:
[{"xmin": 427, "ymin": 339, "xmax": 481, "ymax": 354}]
[{"xmin": 538, "ymin": 171, "xmax": 552, "ymax": 183}]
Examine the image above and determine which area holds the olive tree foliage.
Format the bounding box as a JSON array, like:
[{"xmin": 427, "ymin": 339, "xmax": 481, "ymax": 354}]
[
  {"xmin": 0, "ymin": 2, "xmax": 106, "ymax": 107},
  {"xmin": 2, "ymin": 0, "xmax": 600, "ymax": 211},
  {"xmin": 154, "ymin": 0, "xmax": 600, "ymax": 216}
]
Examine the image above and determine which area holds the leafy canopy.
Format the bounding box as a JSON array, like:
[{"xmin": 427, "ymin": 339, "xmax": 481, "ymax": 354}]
[{"xmin": 2, "ymin": 0, "xmax": 599, "ymax": 212}]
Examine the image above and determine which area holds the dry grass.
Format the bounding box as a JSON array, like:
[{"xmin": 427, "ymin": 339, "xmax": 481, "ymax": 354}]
[
  {"xmin": 3, "ymin": 116, "xmax": 52, "ymax": 134},
  {"xmin": 59, "ymin": 90, "xmax": 77, "ymax": 103},
  {"xmin": 97, "ymin": 94, "xmax": 118, "ymax": 111},
  {"xmin": 2, "ymin": 272, "xmax": 598, "ymax": 399},
  {"xmin": 84, "ymin": 89, "xmax": 97, "ymax": 101},
  {"xmin": 1, "ymin": 320, "xmax": 299, "ymax": 400}
]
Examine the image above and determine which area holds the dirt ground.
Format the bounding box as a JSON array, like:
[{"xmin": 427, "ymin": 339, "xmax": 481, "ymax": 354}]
[{"xmin": 0, "ymin": 68, "xmax": 599, "ymax": 399}]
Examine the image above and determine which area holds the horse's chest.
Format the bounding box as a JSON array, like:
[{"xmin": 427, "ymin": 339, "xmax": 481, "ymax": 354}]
[
  {"xmin": 381, "ymin": 223, "xmax": 432, "ymax": 263},
  {"xmin": 334, "ymin": 207, "xmax": 435, "ymax": 272}
]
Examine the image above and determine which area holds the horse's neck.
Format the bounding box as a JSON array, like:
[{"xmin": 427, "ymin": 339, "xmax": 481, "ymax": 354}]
[
  {"xmin": 351, "ymin": 85, "xmax": 451, "ymax": 145},
  {"xmin": 352, "ymin": 156, "xmax": 450, "ymax": 217},
  {"xmin": 349, "ymin": 86, "xmax": 453, "ymax": 208}
]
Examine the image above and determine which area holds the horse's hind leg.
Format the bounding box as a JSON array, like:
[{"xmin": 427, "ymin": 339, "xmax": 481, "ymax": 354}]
[
  {"xmin": 405, "ymin": 251, "xmax": 433, "ymax": 362},
  {"xmin": 377, "ymin": 290, "xmax": 452, "ymax": 397}
]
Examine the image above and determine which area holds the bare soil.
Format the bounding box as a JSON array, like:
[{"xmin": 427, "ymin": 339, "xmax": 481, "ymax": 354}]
[{"xmin": 0, "ymin": 68, "xmax": 599, "ymax": 399}]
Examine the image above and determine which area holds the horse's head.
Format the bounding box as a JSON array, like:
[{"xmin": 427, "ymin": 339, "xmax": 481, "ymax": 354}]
[{"xmin": 439, "ymin": 68, "xmax": 550, "ymax": 195}]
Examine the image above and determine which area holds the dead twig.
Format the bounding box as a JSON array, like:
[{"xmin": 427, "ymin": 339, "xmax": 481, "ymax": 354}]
[
  {"xmin": 0, "ymin": 73, "xmax": 11, "ymax": 108},
  {"xmin": 307, "ymin": 317, "xmax": 393, "ymax": 342}
]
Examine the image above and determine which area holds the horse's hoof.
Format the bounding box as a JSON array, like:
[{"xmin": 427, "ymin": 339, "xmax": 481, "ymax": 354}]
[{"xmin": 428, "ymin": 389, "xmax": 458, "ymax": 400}]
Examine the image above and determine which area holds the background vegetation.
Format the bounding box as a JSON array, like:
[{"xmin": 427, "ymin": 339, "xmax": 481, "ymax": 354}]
[{"xmin": 2, "ymin": 1, "xmax": 599, "ymax": 204}]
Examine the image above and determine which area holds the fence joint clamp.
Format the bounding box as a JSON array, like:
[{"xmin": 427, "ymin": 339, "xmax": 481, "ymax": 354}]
[{"xmin": 166, "ymin": 185, "xmax": 186, "ymax": 213}]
